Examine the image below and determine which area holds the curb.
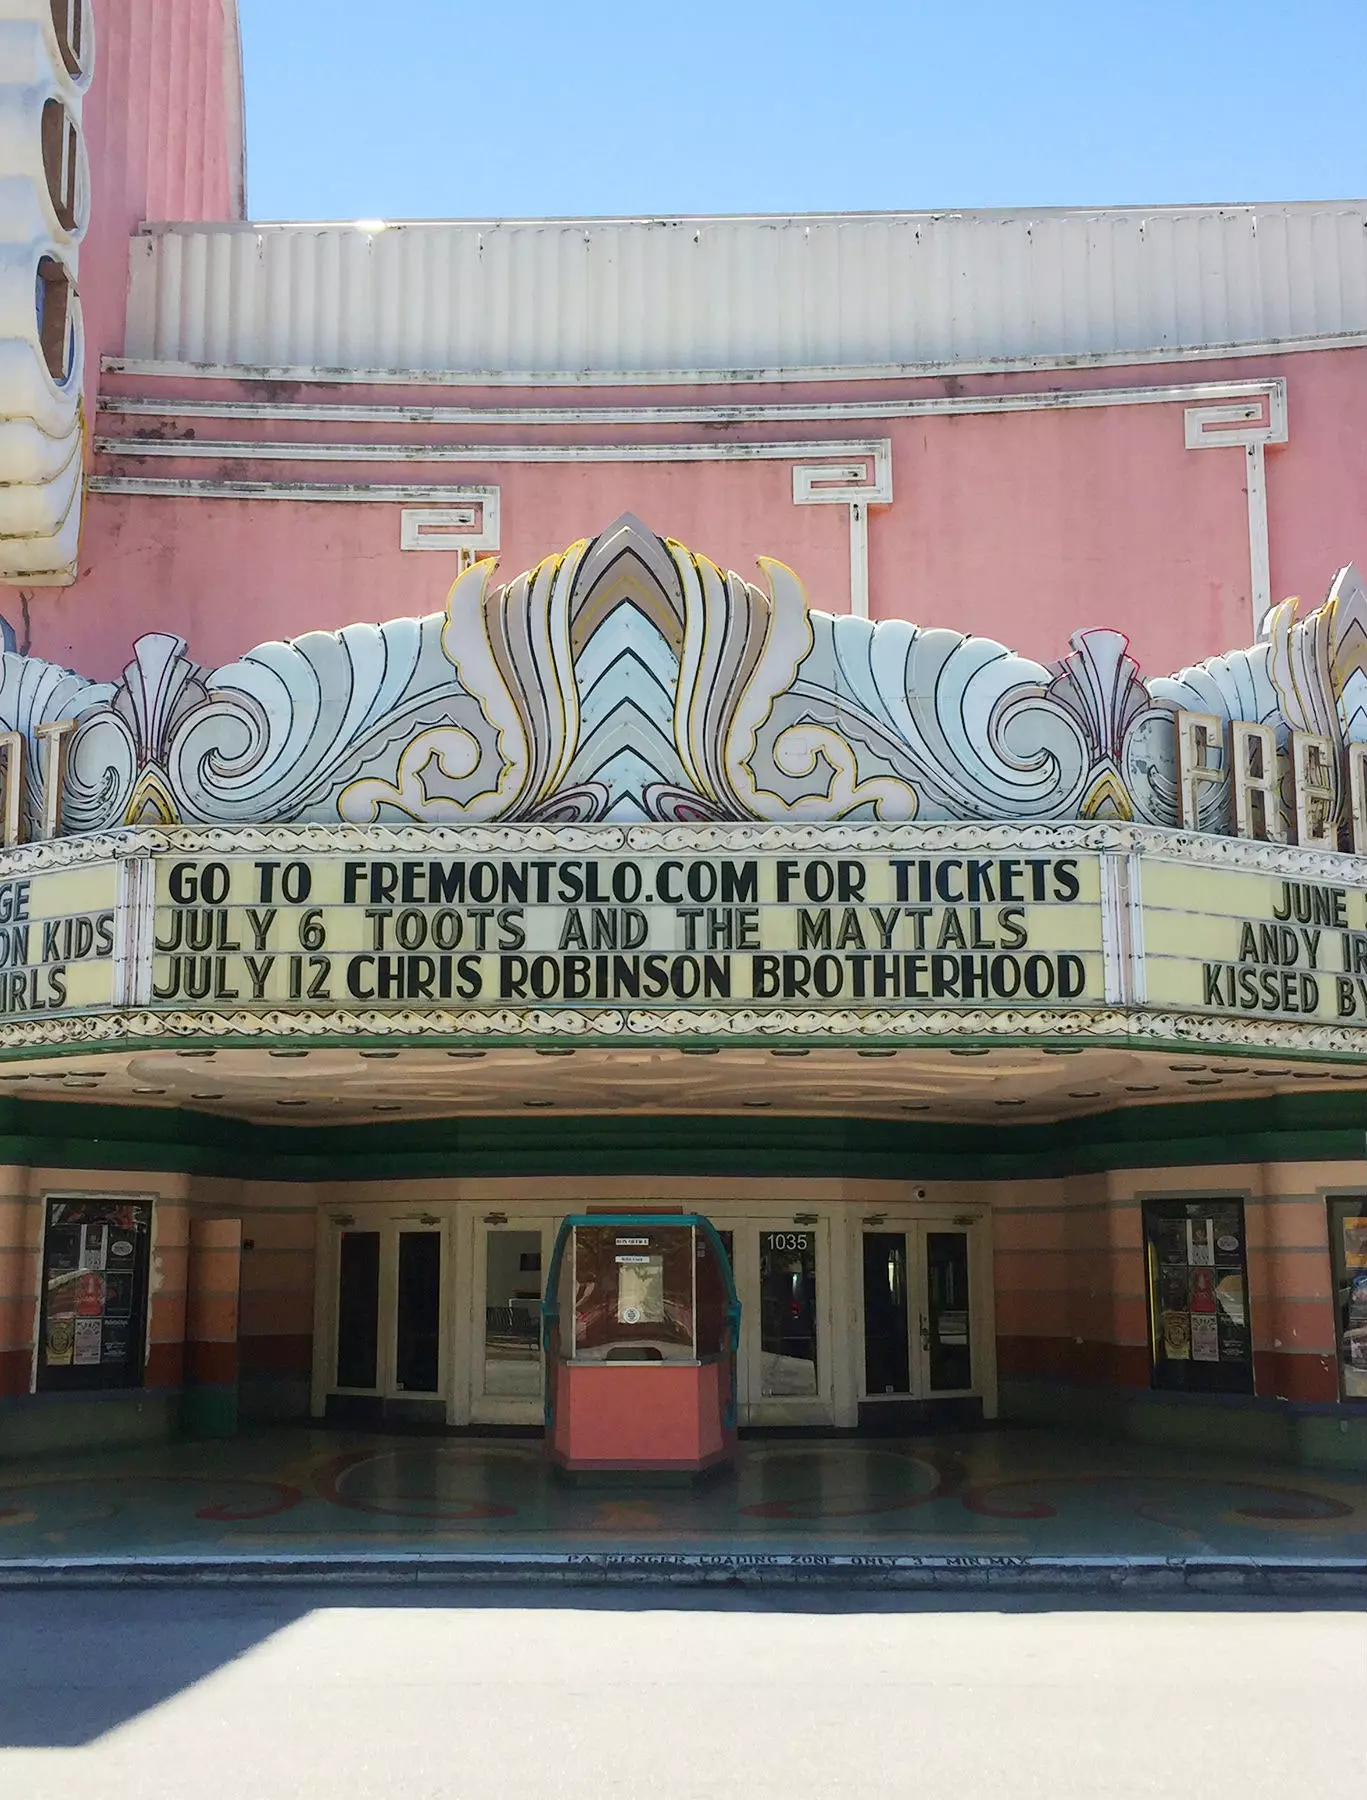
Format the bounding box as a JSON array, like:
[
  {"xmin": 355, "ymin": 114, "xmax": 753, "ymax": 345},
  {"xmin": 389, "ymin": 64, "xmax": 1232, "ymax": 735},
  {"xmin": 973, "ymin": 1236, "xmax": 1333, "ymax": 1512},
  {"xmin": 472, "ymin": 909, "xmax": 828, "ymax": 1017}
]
[{"xmin": 0, "ymin": 1553, "xmax": 1363, "ymax": 1595}]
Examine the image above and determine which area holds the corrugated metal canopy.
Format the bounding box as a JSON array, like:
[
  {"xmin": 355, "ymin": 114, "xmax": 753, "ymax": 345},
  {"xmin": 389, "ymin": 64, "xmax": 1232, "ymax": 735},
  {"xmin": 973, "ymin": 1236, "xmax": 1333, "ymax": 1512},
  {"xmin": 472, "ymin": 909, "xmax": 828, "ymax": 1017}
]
[{"xmin": 119, "ymin": 202, "xmax": 1367, "ymax": 381}]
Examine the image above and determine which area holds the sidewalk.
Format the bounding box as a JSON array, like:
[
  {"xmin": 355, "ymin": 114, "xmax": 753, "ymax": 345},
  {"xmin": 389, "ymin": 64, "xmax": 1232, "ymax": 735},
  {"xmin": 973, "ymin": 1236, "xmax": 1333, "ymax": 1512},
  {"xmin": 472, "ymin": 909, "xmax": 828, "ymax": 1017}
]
[{"xmin": 0, "ymin": 1426, "xmax": 1362, "ymax": 1592}]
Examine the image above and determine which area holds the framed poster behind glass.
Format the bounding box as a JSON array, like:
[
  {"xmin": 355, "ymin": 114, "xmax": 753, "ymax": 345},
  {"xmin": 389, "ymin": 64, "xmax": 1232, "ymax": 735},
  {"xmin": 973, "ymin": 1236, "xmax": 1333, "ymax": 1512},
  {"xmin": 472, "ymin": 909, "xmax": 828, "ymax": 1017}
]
[
  {"xmin": 1328, "ymin": 1198, "xmax": 1367, "ymax": 1401},
  {"xmin": 1143, "ymin": 1198, "xmax": 1253, "ymax": 1395},
  {"xmin": 35, "ymin": 1198, "xmax": 152, "ymax": 1392}
]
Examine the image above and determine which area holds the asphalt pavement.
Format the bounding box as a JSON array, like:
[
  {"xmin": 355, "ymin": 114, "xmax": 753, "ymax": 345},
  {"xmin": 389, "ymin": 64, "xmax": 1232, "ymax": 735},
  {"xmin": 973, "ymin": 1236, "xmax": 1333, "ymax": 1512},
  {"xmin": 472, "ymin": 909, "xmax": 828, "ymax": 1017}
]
[{"xmin": 0, "ymin": 1587, "xmax": 1360, "ymax": 1798}]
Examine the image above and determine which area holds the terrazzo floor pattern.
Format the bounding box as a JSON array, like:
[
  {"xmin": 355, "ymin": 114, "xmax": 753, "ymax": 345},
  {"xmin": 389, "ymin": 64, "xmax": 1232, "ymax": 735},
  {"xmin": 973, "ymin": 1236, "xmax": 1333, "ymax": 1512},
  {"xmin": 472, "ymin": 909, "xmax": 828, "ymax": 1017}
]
[{"xmin": 0, "ymin": 1427, "xmax": 1363, "ymax": 1568}]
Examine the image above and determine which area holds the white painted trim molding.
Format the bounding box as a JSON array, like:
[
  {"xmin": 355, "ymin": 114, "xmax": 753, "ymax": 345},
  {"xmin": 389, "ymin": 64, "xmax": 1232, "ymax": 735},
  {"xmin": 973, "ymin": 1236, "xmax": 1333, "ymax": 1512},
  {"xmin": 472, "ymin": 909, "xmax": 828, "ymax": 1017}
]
[{"xmin": 99, "ymin": 327, "xmax": 1367, "ymax": 389}]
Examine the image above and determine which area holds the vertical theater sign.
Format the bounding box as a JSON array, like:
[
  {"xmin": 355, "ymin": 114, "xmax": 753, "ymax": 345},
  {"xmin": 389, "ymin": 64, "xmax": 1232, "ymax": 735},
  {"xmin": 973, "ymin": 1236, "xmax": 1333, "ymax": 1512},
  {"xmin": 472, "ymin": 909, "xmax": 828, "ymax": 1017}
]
[{"xmin": 0, "ymin": 517, "xmax": 1366, "ymax": 1053}]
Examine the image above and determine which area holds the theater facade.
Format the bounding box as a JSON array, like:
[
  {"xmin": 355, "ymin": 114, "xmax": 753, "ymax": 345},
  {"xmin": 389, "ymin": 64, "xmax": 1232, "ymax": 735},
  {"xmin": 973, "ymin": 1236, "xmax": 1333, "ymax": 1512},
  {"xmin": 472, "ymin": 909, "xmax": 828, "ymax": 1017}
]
[{"xmin": 0, "ymin": 1, "xmax": 1365, "ymax": 1469}]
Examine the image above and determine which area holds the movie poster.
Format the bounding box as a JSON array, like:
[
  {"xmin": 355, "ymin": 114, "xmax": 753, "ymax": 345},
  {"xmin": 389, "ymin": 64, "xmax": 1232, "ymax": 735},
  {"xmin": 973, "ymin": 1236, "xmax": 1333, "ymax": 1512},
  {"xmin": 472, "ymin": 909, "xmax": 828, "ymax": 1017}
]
[
  {"xmin": 36, "ymin": 1200, "xmax": 152, "ymax": 1392},
  {"xmin": 1145, "ymin": 1199, "xmax": 1252, "ymax": 1394}
]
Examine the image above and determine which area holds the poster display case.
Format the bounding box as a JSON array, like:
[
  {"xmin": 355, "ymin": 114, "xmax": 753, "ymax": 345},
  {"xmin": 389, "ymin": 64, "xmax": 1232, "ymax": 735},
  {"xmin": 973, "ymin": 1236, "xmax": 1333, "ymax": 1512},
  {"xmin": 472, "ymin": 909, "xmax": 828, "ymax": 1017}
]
[
  {"xmin": 1329, "ymin": 1199, "xmax": 1367, "ymax": 1401},
  {"xmin": 542, "ymin": 1214, "xmax": 740, "ymax": 1474},
  {"xmin": 1143, "ymin": 1198, "xmax": 1252, "ymax": 1394},
  {"xmin": 35, "ymin": 1198, "xmax": 152, "ymax": 1392}
]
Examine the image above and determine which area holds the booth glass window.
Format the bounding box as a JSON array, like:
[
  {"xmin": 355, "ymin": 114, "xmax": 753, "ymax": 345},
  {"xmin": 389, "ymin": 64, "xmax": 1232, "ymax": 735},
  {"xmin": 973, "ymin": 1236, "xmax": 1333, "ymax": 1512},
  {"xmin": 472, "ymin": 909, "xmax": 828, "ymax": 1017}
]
[
  {"xmin": 36, "ymin": 1199, "xmax": 151, "ymax": 1392},
  {"xmin": 1329, "ymin": 1199, "xmax": 1367, "ymax": 1401},
  {"xmin": 759, "ymin": 1230, "xmax": 818, "ymax": 1397},
  {"xmin": 1143, "ymin": 1198, "xmax": 1252, "ymax": 1394},
  {"xmin": 572, "ymin": 1225, "xmax": 695, "ymax": 1361}
]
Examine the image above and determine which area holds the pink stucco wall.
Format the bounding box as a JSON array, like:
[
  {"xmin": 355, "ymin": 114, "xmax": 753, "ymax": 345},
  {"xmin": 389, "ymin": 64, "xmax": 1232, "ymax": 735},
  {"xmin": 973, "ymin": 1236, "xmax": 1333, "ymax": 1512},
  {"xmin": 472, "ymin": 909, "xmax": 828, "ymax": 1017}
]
[{"xmin": 12, "ymin": 342, "xmax": 1364, "ymax": 685}]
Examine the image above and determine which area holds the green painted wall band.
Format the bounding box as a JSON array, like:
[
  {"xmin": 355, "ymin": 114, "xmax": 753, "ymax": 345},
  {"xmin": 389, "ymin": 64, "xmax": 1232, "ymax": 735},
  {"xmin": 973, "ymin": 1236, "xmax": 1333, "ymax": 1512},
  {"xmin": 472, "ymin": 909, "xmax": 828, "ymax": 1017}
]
[{"xmin": 0, "ymin": 1088, "xmax": 1363, "ymax": 1182}]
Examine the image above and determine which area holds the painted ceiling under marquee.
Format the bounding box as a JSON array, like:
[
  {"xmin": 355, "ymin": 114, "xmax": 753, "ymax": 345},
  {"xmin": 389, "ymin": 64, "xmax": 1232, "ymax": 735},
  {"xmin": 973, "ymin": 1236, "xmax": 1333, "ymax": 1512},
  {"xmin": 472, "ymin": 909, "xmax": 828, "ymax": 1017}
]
[
  {"xmin": 8, "ymin": 1041, "xmax": 1367, "ymax": 1127},
  {"xmin": 3, "ymin": 515, "xmax": 1367, "ymax": 833}
]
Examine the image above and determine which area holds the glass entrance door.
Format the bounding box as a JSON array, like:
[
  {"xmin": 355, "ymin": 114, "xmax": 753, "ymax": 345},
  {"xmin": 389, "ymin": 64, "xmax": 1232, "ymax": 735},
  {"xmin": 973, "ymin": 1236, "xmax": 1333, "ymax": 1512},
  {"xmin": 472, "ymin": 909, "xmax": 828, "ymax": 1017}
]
[
  {"xmin": 321, "ymin": 1214, "xmax": 448, "ymax": 1414},
  {"xmin": 705, "ymin": 1218, "xmax": 833, "ymax": 1425},
  {"xmin": 470, "ymin": 1218, "xmax": 554, "ymax": 1424},
  {"xmin": 861, "ymin": 1231, "xmax": 912, "ymax": 1396},
  {"xmin": 917, "ymin": 1224, "xmax": 974, "ymax": 1395},
  {"xmin": 858, "ymin": 1222, "xmax": 977, "ymax": 1406}
]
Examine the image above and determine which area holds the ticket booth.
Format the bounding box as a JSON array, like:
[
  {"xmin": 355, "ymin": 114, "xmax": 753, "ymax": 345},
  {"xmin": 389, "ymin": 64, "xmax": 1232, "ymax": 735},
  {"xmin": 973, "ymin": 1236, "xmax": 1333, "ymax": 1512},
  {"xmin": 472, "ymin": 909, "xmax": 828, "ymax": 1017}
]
[{"xmin": 542, "ymin": 1214, "xmax": 741, "ymax": 1475}]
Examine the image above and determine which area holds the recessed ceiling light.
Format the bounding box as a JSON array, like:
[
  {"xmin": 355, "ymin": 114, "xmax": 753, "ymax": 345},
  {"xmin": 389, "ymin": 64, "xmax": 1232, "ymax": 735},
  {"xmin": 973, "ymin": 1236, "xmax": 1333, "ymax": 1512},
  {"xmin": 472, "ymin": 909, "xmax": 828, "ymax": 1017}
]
[
  {"xmin": 176, "ymin": 1049, "xmax": 216, "ymax": 1058},
  {"xmin": 742, "ymin": 1099, "xmax": 771, "ymax": 1108},
  {"xmin": 372, "ymin": 1104, "xmax": 402, "ymax": 1113},
  {"xmin": 1169, "ymin": 1064, "xmax": 1207, "ymax": 1072},
  {"xmin": 901, "ymin": 1103, "xmax": 930, "ymax": 1112},
  {"xmin": 0, "ymin": 1073, "xmax": 27, "ymax": 1081},
  {"xmin": 191, "ymin": 1092, "xmax": 225, "ymax": 1100},
  {"xmin": 771, "ymin": 1048, "xmax": 810, "ymax": 1057},
  {"xmin": 1040, "ymin": 1047, "xmax": 1084, "ymax": 1055},
  {"xmin": 857, "ymin": 1048, "xmax": 896, "ymax": 1058},
  {"xmin": 132, "ymin": 1087, "xmax": 166, "ymax": 1096},
  {"xmin": 359, "ymin": 1050, "xmax": 399, "ymax": 1059},
  {"xmin": 949, "ymin": 1047, "xmax": 990, "ymax": 1056},
  {"xmin": 1125, "ymin": 1085, "xmax": 1160, "ymax": 1093},
  {"xmin": 535, "ymin": 1047, "xmax": 575, "ymax": 1056},
  {"xmin": 1186, "ymin": 1078, "xmax": 1222, "ymax": 1086},
  {"xmin": 995, "ymin": 1098, "xmax": 1027, "ymax": 1107},
  {"xmin": 1068, "ymin": 1090, "xmax": 1102, "ymax": 1099},
  {"xmin": 523, "ymin": 1099, "xmax": 554, "ymax": 1108},
  {"xmin": 446, "ymin": 1049, "xmax": 486, "ymax": 1058},
  {"xmin": 679, "ymin": 1047, "xmax": 719, "ymax": 1056},
  {"xmin": 276, "ymin": 1098, "xmax": 308, "ymax": 1107},
  {"xmin": 268, "ymin": 1049, "xmax": 309, "ymax": 1059}
]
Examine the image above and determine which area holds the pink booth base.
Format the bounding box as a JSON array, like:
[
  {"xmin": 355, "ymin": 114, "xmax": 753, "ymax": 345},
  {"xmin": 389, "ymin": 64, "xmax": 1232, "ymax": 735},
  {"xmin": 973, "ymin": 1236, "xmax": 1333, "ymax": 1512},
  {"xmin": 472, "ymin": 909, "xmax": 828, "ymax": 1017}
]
[{"xmin": 547, "ymin": 1360, "xmax": 736, "ymax": 1475}]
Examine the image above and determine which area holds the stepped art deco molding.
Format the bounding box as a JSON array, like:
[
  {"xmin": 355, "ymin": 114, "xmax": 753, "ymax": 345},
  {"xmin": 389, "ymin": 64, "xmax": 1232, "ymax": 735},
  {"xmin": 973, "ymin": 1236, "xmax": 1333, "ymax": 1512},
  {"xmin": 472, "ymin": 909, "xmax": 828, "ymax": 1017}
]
[{"xmin": 2, "ymin": 514, "xmax": 1367, "ymax": 838}]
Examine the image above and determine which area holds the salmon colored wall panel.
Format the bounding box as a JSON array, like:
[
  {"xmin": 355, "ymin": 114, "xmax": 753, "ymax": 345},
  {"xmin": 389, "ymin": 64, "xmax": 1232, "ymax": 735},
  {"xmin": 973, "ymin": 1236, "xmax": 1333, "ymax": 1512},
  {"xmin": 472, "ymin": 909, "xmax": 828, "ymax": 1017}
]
[
  {"xmin": 238, "ymin": 1287, "xmax": 314, "ymax": 1338},
  {"xmin": 238, "ymin": 1248, "xmax": 315, "ymax": 1295},
  {"xmin": 185, "ymin": 1247, "xmax": 242, "ymax": 1292},
  {"xmin": 145, "ymin": 1340, "xmax": 184, "ymax": 1388},
  {"xmin": 147, "ymin": 1289, "xmax": 186, "ymax": 1346},
  {"xmin": 0, "ymin": 1200, "xmax": 26, "ymax": 1252},
  {"xmin": 1101, "ymin": 1295, "xmax": 1151, "ymax": 1345},
  {"xmin": 992, "ymin": 1288, "xmax": 1078, "ymax": 1336},
  {"xmin": 996, "ymin": 1335, "xmax": 1151, "ymax": 1388},
  {"xmin": 240, "ymin": 1333, "xmax": 313, "ymax": 1377},
  {"xmin": 1246, "ymin": 1205, "xmax": 1339, "ymax": 1254},
  {"xmin": 236, "ymin": 1213, "xmax": 317, "ymax": 1252},
  {"xmin": 0, "ymin": 1349, "xmax": 32, "ymax": 1396},
  {"xmin": 185, "ymin": 1290, "xmax": 239, "ymax": 1345},
  {"xmin": 993, "ymin": 1214, "xmax": 1119, "ymax": 1254},
  {"xmin": 1254, "ymin": 1349, "xmax": 1338, "ymax": 1403},
  {"xmin": 1249, "ymin": 1294, "xmax": 1338, "ymax": 1356},
  {"xmin": 185, "ymin": 1340, "xmax": 239, "ymax": 1384},
  {"xmin": 1246, "ymin": 1251, "xmax": 1334, "ymax": 1313}
]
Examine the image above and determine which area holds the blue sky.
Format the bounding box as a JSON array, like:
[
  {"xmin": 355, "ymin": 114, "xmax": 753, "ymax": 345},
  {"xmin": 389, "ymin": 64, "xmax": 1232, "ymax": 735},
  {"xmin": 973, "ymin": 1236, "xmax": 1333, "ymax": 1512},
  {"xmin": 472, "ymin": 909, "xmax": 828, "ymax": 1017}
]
[{"xmin": 239, "ymin": 1, "xmax": 1366, "ymax": 221}]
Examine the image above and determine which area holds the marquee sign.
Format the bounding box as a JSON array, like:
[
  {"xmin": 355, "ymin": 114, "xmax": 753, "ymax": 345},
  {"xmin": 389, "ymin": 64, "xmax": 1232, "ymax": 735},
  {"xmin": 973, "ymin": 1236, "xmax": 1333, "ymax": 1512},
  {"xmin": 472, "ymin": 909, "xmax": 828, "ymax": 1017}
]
[
  {"xmin": 148, "ymin": 849, "xmax": 1102, "ymax": 1012},
  {"xmin": 2, "ymin": 822, "xmax": 1367, "ymax": 1055}
]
